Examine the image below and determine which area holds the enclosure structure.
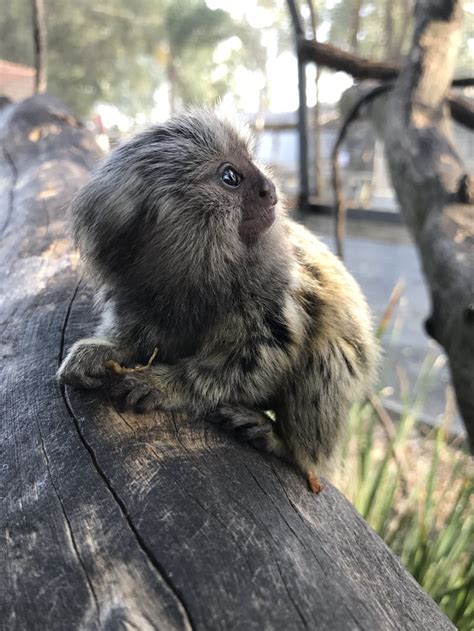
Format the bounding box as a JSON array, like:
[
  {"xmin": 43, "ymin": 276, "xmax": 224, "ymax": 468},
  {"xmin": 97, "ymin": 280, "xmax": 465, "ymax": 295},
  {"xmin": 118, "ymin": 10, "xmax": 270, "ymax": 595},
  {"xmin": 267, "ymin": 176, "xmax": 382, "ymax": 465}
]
[
  {"xmin": 285, "ymin": 0, "xmax": 473, "ymax": 211},
  {"xmin": 0, "ymin": 95, "xmax": 456, "ymax": 630}
]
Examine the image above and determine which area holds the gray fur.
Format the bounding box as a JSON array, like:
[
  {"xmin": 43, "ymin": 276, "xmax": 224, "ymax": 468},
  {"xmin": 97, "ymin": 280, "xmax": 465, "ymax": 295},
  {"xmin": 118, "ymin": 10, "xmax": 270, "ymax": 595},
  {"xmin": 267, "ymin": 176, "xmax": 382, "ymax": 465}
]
[{"xmin": 57, "ymin": 109, "xmax": 378, "ymax": 487}]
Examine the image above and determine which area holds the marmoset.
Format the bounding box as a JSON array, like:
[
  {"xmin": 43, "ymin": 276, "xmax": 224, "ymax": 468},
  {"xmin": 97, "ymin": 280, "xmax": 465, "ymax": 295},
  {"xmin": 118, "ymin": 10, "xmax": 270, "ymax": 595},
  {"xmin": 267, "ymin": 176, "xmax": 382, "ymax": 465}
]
[{"xmin": 57, "ymin": 109, "xmax": 377, "ymax": 492}]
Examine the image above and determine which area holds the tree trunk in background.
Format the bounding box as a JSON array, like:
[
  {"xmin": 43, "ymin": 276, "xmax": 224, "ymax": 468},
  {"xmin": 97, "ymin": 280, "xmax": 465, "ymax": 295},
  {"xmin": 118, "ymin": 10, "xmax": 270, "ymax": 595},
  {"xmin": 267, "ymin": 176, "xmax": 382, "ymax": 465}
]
[
  {"xmin": 350, "ymin": 0, "xmax": 363, "ymax": 52},
  {"xmin": 384, "ymin": 0, "xmax": 394, "ymax": 59},
  {"xmin": 32, "ymin": 0, "xmax": 47, "ymax": 94},
  {"xmin": 384, "ymin": 0, "xmax": 474, "ymax": 449}
]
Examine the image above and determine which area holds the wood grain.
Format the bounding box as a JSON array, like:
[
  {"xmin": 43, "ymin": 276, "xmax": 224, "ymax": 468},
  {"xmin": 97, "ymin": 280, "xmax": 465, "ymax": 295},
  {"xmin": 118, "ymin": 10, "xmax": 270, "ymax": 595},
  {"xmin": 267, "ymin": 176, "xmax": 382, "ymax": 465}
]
[{"xmin": 1, "ymin": 95, "xmax": 454, "ymax": 630}]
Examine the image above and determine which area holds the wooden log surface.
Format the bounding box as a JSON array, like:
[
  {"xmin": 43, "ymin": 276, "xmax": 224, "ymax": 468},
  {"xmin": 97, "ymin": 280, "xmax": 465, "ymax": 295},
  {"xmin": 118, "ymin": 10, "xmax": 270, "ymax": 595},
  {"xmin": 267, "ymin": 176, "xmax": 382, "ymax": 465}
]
[{"xmin": 0, "ymin": 95, "xmax": 455, "ymax": 630}]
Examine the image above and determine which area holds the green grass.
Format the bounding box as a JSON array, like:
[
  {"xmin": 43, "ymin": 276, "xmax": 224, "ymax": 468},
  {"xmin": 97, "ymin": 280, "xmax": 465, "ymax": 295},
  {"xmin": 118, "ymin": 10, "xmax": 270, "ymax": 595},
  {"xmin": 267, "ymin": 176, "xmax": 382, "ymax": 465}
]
[{"xmin": 336, "ymin": 356, "xmax": 473, "ymax": 628}]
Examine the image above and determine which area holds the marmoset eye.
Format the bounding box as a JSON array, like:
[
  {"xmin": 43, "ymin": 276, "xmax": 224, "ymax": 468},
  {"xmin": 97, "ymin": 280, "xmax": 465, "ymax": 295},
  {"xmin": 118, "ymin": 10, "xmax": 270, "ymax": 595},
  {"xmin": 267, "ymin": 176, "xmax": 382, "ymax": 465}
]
[{"xmin": 221, "ymin": 165, "xmax": 242, "ymax": 188}]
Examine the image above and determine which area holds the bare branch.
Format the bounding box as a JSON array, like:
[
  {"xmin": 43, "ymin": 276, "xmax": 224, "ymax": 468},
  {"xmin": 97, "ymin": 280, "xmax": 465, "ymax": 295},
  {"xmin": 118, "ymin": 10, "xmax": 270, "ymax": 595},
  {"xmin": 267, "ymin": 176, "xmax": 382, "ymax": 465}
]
[
  {"xmin": 300, "ymin": 39, "xmax": 399, "ymax": 79},
  {"xmin": 331, "ymin": 82, "xmax": 393, "ymax": 258},
  {"xmin": 299, "ymin": 39, "xmax": 473, "ymax": 129},
  {"xmin": 448, "ymin": 94, "xmax": 474, "ymax": 129}
]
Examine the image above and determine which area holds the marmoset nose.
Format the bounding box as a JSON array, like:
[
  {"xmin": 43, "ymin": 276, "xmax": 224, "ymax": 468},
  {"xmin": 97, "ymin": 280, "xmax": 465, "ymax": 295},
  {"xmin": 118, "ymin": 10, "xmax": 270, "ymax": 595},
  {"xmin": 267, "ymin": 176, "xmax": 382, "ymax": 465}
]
[{"xmin": 258, "ymin": 177, "xmax": 278, "ymax": 206}]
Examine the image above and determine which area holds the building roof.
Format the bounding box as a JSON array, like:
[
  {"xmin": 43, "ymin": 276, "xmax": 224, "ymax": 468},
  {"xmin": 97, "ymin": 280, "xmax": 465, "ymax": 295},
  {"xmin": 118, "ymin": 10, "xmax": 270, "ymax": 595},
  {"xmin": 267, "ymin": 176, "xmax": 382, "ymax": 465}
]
[{"xmin": 0, "ymin": 59, "xmax": 35, "ymax": 78}]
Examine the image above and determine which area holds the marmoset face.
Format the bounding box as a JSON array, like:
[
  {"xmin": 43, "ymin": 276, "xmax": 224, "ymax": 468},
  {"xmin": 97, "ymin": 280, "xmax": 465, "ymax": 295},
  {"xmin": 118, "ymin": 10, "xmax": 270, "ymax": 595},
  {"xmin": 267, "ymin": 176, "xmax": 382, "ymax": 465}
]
[
  {"xmin": 215, "ymin": 159, "xmax": 278, "ymax": 242},
  {"xmin": 135, "ymin": 111, "xmax": 280, "ymax": 246}
]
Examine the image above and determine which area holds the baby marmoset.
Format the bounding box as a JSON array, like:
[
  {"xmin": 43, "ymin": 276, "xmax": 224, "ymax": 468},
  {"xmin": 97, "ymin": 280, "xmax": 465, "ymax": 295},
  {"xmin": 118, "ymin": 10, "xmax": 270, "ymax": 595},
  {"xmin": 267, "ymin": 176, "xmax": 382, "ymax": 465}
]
[{"xmin": 57, "ymin": 109, "xmax": 378, "ymax": 492}]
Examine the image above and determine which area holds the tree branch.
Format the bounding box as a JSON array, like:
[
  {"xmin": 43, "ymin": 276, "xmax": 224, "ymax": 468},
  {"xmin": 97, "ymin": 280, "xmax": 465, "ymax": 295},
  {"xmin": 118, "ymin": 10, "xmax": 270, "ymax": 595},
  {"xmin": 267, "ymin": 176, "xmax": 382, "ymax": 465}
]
[
  {"xmin": 300, "ymin": 39, "xmax": 400, "ymax": 79},
  {"xmin": 300, "ymin": 39, "xmax": 473, "ymax": 129},
  {"xmin": 332, "ymin": 82, "xmax": 393, "ymax": 258}
]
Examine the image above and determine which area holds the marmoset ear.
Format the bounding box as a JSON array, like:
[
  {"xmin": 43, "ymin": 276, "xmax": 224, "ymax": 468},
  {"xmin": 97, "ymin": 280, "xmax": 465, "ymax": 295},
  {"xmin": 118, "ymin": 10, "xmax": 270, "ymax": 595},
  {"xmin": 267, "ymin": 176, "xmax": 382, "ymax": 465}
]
[{"xmin": 69, "ymin": 166, "xmax": 160, "ymax": 283}]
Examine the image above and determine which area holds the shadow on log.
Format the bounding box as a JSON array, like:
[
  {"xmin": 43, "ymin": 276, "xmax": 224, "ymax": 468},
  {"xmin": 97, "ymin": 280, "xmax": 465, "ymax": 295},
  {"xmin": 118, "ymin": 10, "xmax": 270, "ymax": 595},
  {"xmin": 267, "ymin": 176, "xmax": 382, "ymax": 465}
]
[{"xmin": 0, "ymin": 95, "xmax": 454, "ymax": 630}]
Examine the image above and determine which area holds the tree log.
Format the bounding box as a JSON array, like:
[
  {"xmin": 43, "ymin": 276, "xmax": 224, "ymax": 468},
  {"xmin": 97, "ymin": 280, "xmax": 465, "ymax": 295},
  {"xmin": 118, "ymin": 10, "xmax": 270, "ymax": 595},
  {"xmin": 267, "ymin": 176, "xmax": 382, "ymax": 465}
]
[
  {"xmin": 0, "ymin": 95, "xmax": 455, "ymax": 630},
  {"xmin": 384, "ymin": 0, "xmax": 474, "ymax": 448}
]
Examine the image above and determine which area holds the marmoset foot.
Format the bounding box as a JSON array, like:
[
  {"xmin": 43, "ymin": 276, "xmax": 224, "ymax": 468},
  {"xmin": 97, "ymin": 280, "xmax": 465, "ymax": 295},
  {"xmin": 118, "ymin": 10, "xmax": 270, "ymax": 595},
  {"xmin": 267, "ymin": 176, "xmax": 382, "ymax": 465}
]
[
  {"xmin": 108, "ymin": 372, "xmax": 162, "ymax": 412},
  {"xmin": 209, "ymin": 404, "xmax": 275, "ymax": 451},
  {"xmin": 57, "ymin": 339, "xmax": 127, "ymax": 390}
]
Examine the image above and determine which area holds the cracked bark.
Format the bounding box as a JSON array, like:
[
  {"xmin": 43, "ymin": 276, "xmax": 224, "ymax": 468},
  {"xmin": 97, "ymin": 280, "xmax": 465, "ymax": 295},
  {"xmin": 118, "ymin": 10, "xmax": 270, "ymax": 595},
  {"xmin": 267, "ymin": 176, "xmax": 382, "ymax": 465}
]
[
  {"xmin": 0, "ymin": 94, "xmax": 455, "ymax": 630},
  {"xmin": 384, "ymin": 0, "xmax": 474, "ymax": 448}
]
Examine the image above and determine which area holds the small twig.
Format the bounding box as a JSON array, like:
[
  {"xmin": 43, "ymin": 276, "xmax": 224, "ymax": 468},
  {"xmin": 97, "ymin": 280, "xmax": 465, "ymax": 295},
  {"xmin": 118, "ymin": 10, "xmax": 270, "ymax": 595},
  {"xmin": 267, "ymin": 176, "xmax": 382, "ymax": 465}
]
[
  {"xmin": 332, "ymin": 82, "xmax": 393, "ymax": 259},
  {"xmin": 105, "ymin": 347, "xmax": 158, "ymax": 375}
]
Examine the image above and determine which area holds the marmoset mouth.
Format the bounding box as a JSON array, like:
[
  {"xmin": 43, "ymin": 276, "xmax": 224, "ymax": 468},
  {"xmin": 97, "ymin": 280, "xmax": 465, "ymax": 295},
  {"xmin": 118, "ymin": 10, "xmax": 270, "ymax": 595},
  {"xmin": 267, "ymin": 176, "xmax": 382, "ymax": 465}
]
[{"xmin": 239, "ymin": 205, "xmax": 276, "ymax": 241}]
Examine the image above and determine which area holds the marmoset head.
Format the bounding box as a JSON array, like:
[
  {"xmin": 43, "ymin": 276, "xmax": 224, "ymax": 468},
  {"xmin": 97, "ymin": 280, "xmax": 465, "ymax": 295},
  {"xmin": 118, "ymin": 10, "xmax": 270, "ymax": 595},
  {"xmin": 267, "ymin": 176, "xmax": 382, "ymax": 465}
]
[
  {"xmin": 72, "ymin": 109, "xmax": 284, "ymax": 300},
  {"xmin": 145, "ymin": 110, "xmax": 279, "ymax": 244}
]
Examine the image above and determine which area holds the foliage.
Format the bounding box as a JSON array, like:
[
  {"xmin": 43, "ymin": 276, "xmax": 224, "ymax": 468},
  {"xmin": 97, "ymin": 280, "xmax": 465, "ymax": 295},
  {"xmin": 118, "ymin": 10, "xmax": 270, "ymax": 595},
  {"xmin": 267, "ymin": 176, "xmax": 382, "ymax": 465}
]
[
  {"xmin": 337, "ymin": 354, "xmax": 474, "ymax": 629},
  {"xmin": 0, "ymin": 0, "xmax": 471, "ymax": 118},
  {"xmin": 0, "ymin": 0, "xmax": 262, "ymax": 117},
  {"xmin": 163, "ymin": 0, "xmax": 266, "ymax": 108},
  {"xmin": 313, "ymin": 0, "xmax": 472, "ymax": 75},
  {"xmin": 323, "ymin": 0, "xmax": 412, "ymax": 60}
]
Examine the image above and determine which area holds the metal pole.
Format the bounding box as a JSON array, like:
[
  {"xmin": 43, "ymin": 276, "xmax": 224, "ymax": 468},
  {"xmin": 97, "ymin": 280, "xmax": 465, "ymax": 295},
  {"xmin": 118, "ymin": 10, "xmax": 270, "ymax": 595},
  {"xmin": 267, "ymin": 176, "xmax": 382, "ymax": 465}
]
[
  {"xmin": 297, "ymin": 51, "xmax": 309, "ymax": 207},
  {"xmin": 286, "ymin": 0, "xmax": 309, "ymax": 208},
  {"xmin": 307, "ymin": 0, "xmax": 323, "ymax": 200}
]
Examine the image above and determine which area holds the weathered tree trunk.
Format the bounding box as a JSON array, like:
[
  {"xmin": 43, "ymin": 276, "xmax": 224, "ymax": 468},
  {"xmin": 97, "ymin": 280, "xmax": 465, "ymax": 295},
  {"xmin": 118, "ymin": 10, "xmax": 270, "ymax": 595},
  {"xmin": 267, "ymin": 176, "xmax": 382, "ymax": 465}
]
[
  {"xmin": 384, "ymin": 0, "xmax": 474, "ymax": 448},
  {"xmin": 0, "ymin": 95, "xmax": 455, "ymax": 630}
]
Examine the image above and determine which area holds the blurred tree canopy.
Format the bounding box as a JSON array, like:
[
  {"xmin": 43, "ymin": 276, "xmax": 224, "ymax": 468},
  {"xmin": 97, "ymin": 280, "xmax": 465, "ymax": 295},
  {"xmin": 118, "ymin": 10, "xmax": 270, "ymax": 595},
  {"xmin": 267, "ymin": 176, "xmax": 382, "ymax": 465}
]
[
  {"xmin": 0, "ymin": 0, "xmax": 265, "ymax": 117},
  {"xmin": 0, "ymin": 0, "xmax": 471, "ymax": 118},
  {"xmin": 317, "ymin": 0, "xmax": 472, "ymax": 74},
  {"xmin": 325, "ymin": 0, "xmax": 411, "ymax": 60}
]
